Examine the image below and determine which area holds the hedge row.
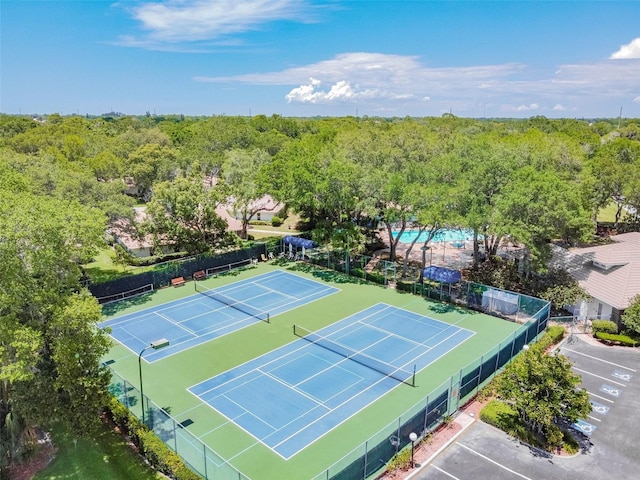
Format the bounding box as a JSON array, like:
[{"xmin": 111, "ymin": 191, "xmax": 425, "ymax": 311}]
[
  {"xmin": 592, "ymin": 320, "xmax": 618, "ymax": 335},
  {"xmin": 129, "ymin": 251, "xmax": 190, "ymax": 267},
  {"xmin": 105, "ymin": 398, "xmax": 201, "ymax": 480},
  {"xmin": 595, "ymin": 331, "xmax": 639, "ymax": 347},
  {"xmin": 534, "ymin": 325, "xmax": 566, "ymax": 351}
]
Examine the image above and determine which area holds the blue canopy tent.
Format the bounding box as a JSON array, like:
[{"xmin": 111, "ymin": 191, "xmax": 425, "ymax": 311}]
[
  {"xmin": 282, "ymin": 236, "xmax": 318, "ymax": 259},
  {"xmin": 421, "ymin": 266, "xmax": 462, "ymax": 301},
  {"xmin": 422, "ymin": 266, "xmax": 462, "ymax": 284}
]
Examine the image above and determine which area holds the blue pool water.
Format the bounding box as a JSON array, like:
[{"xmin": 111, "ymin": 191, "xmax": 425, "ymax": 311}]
[{"xmin": 392, "ymin": 228, "xmax": 474, "ymax": 244}]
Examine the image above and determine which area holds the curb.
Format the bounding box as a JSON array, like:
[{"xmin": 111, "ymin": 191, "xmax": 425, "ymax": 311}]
[{"xmin": 404, "ymin": 412, "xmax": 476, "ymax": 479}]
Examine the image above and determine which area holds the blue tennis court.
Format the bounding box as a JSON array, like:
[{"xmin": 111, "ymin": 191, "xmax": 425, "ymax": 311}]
[
  {"xmin": 188, "ymin": 303, "xmax": 474, "ymax": 459},
  {"xmin": 99, "ymin": 270, "xmax": 339, "ymax": 362}
]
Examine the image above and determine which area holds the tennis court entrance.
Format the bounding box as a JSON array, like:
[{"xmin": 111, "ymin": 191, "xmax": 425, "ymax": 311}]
[{"xmin": 189, "ymin": 303, "xmax": 474, "ymax": 458}]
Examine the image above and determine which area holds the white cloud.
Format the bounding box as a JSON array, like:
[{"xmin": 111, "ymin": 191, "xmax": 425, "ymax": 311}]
[
  {"xmin": 285, "ymin": 79, "xmax": 380, "ymax": 103},
  {"xmin": 634, "ymin": 96, "xmax": 640, "ymax": 104},
  {"xmin": 197, "ymin": 52, "xmax": 525, "ymax": 105},
  {"xmin": 515, "ymin": 103, "xmax": 540, "ymax": 112},
  {"xmin": 610, "ymin": 38, "xmax": 640, "ymax": 59},
  {"xmin": 116, "ymin": 0, "xmax": 315, "ymax": 47},
  {"xmin": 196, "ymin": 51, "xmax": 639, "ymax": 114}
]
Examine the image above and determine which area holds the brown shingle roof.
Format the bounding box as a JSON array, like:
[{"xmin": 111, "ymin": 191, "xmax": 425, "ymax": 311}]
[{"xmin": 551, "ymin": 232, "xmax": 640, "ymax": 310}]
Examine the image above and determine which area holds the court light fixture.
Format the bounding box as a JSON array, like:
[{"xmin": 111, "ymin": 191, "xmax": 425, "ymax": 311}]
[
  {"xmin": 409, "ymin": 431, "xmax": 418, "ymax": 468},
  {"xmin": 138, "ymin": 338, "xmax": 170, "ymax": 426}
]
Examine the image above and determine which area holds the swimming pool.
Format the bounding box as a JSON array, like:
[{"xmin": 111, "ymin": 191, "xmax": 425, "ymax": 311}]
[{"xmin": 392, "ymin": 228, "xmax": 474, "ymax": 244}]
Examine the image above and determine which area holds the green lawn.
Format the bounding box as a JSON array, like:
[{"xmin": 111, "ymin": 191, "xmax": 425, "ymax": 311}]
[
  {"xmin": 83, "ymin": 248, "xmax": 153, "ymax": 284},
  {"xmin": 597, "ymin": 201, "xmax": 619, "ymax": 223},
  {"xmin": 33, "ymin": 423, "xmax": 161, "ymax": 480}
]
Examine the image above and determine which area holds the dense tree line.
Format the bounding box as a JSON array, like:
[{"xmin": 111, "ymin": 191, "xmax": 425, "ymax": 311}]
[{"xmin": 0, "ymin": 112, "xmax": 639, "ymax": 474}]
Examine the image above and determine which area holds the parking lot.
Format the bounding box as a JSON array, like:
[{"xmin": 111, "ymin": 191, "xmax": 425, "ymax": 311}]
[{"xmin": 414, "ymin": 335, "xmax": 639, "ymax": 480}]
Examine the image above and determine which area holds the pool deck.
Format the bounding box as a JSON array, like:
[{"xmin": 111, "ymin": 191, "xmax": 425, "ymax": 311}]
[
  {"xmin": 378, "ymin": 229, "xmax": 522, "ymax": 271},
  {"xmin": 378, "ymin": 229, "xmax": 475, "ymax": 270}
]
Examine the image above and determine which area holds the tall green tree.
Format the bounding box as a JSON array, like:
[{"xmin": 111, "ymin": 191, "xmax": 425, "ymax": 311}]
[
  {"xmin": 496, "ymin": 345, "xmax": 591, "ymax": 449},
  {"xmin": 0, "ymin": 190, "xmax": 109, "ymax": 477},
  {"xmin": 621, "ymin": 294, "xmax": 640, "ymax": 337},
  {"xmin": 222, "ymin": 148, "xmax": 275, "ymax": 239},
  {"xmin": 493, "ymin": 166, "xmax": 592, "ymax": 271},
  {"xmin": 144, "ymin": 176, "xmax": 228, "ymax": 253}
]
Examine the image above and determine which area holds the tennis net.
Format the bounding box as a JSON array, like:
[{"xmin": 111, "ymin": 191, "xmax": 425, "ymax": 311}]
[
  {"xmin": 195, "ymin": 283, "xmax": 270, "ymax": 323},
  {"xmin": 293, "ymin": 324, "xmax": 415, "ymax": 386}
]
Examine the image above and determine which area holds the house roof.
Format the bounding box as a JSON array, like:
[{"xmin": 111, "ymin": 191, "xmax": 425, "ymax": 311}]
[
  {"xmin": 110, "ymin": 207, "xmax": 154, "ymax": 251},
  {"xmin": 550, "ymin": 232, "xmax": 640, "ymax": 310},
  {"xmin": 215, "ymin": 206, "xmax": 243, "ymax": 233}
]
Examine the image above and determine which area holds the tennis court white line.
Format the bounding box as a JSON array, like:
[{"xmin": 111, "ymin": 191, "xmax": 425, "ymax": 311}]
[
  {"xmin": 270, "ymin": 361, "xmax": 406, "ymax": 453},
  {"xmin": 277, "ymin": 352, "xmax": 366, "ymax": 399},
  {"xmin": 586, "ymin": 391, "xmax": 615, "ymax": 403},
  {"xmin": 223, "ymin": 393, "xmax": 280, "ymax": 431},
  {"xmin": 357, "ymin": 318, "xmax": 437, "ymax": 350},
  {"xmin": 452, "ymin": 314, "xmax": 470, "ymax": 326},
  {"xmin": 572, "ymin": 367, "xmax": 627, "ymax": 387},
  {"xmin": 224, "ymin": 440, "xmax": 263, "ymax": 463},
  {"xmin": 424, "ymin": 327, "xmax": 474, "ymax": 352},
  {"xmin": 217, "ymin": 282, "xmax": 337, "ymax": 319},
  {"xmin": 431, "ymin": 465, "xmax": 460, "ymax": 479},
  {"xmin": 259, "ymin": 367, "xmax": 329, "ymax": 407},
  {"xmin": 222, "ymin": 270, "xmax": 337, "ymax": 303},
  {"xmin": 154, "ymin": 311, "xmax": 199, "ymax": 336},
  {"xmin": 458, "ymin": 443, "xmax": 534, "ymax": 480},
  {"xmin": 563, "ymin": 348, "xmax": 637, "ymax": 372}
]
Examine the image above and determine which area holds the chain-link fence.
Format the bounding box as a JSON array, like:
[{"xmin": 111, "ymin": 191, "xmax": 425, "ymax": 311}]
[
  {"xmin": 108, "ymin": 369, "xmax": 250, "ymax": 480},
  {"xmin": 89, "ymin": 244, "xmax": 267, "ymax": 302},
  {"xmin": 102, "ymin": 243, "xmax": 550, "ymax": 480},
  {"xmin": 309, "ymin": 308, "xmax": 548, "ymax": 480}
]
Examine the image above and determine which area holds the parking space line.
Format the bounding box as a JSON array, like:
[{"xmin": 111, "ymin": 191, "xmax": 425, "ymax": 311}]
[
  {"xmin": 587, "ymin": 415, "xmax": 602, "ymax": 422},
  {"xmin": 572, "ymin": 367, "xmax": 627, "ymax": 386},
  {"xmin": 432, "ymin": 465, "xmax": 460, "ymax": 479},
  {"xmin": 587, "ymin": 391, "xmax": 615, "ymax": 403},
  {"xmin": 563, "ymin": 348, "xmax": 637, "ymax": 372},
  {"xmin": 458, "ymin": 443, "xmax": 533, "ymax": 480}
]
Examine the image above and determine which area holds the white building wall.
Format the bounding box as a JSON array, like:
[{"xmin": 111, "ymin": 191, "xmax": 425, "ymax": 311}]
[{"xmin": 573, "ymin": 298, "xmax": 613, "ymax": 321}]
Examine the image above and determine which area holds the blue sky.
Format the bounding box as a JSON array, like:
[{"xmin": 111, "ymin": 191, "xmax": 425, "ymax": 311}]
[{"xmin": 2, "ymin": 1, "xmax": 639, "ymax": 118}]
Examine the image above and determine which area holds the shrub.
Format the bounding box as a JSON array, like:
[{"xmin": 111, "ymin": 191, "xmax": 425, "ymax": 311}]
[
  {"xmin": 271, "ymin": 216, "xmax": 283, "ymax": 227},
  {"xmin": 104, "ymin": 399, "xmax": 200, "ymax": 480},
  {"xmin": 386, "ymin": 446, "xmax": 412, "ymax": 472},
  {"xmin": 480, "ymin": 400, "xmax": 546, "ymax": 450},
  {"xmin": 479, "ymin": 399, "xmax": 518, "ymax": 428},
  {"xmin": 592, "ymin": 320, "xmax": 618, "ymax": 335},
  {"xmin": 395, "ymin": 280, "xmax": 415, "ymax": 293},
  {"xmin": 534, "ymin": 325, "xmax": 566, "ymax": 351},
  {"xmin": 594, "ymin": 332, "xmax": 638, "ymax": 346},
  {"xmin": 129, "ymin": 251, "xmax": 189, "ymax": 267}
]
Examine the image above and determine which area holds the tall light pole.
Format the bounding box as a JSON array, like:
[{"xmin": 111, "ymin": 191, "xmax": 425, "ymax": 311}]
[
  {"xmin": 138, "ymin": 338, "xmax": 170, "ymax": 426},
  {"xmin": 409, "ymin": 432, "xmax": 418, "ymax": 468}
]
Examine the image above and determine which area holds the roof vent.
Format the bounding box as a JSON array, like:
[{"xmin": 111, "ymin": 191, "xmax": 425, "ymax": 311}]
[{"xmin": 592, "ymin": 260, "xmax": 609, "ymax": 270}]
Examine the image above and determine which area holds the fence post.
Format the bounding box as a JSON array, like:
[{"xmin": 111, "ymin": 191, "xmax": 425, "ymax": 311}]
[
  {"xmin": 493, "ymin": 341, "xmax": 501, "ymax": 378},
  {"xmin": 173, "ymin": 419, "xmax": 177, "ymax": 452},
  {"xmin": 422, "ymin": 394, "xmax": 430, "ymax": 432},
  {"xmin": 476, "ymin": 354, "xmax": 484, "ymax": 397},
  {"xmin": 363, "ymin": 441, "xmax": 368, "ymax": 480},
  {"xmin": 203, "ymin": 443, "xmax": 208, "ymax": 479}
]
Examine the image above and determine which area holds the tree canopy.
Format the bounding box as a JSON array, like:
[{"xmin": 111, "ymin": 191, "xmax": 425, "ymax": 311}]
[
  {"xmin": 0, "ymin": 111, "xmax": 639, "ymax": 473},
  {"xmin": 496, "ymin": 344, "xmax": 592, "ymax": 448}
]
